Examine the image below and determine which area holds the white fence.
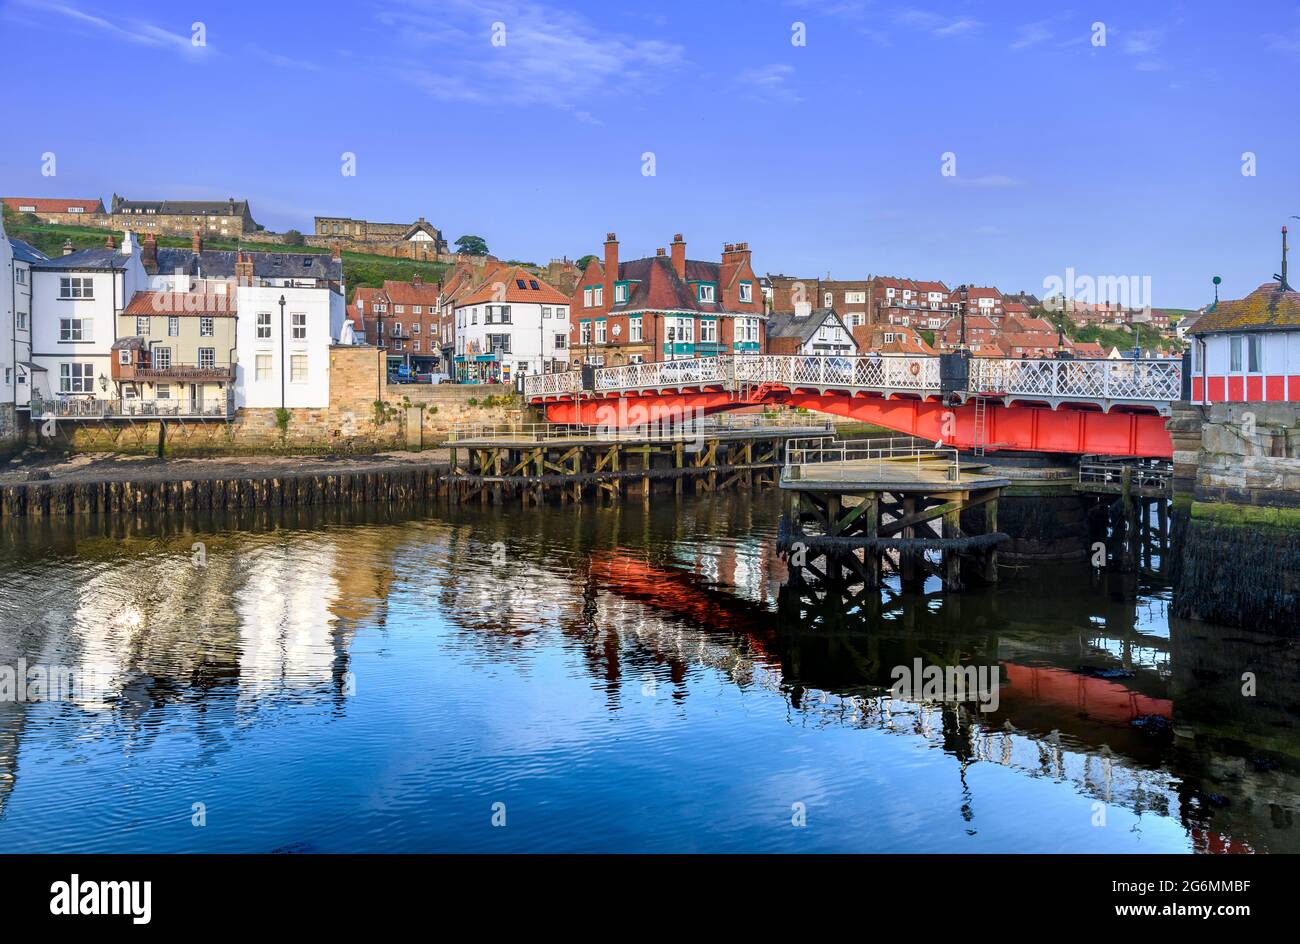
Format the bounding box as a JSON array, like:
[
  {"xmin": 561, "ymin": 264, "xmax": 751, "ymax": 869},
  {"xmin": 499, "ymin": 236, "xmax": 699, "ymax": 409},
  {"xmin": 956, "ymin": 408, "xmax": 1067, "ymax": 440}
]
[{"xmin": 523, "ymin": 354, "xmax": 1182, "ymax": 407}]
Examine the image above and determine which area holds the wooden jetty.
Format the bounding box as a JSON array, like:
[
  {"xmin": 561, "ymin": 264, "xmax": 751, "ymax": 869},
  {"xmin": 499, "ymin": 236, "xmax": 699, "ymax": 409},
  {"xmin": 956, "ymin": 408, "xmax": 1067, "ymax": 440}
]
[
  {"xmin": 777, "ymin": 438, "xmax": 1010, "ymax": 596},
  {"xmin": 445, "ymin": 418, "xmax": 833, "ymax": 506}
]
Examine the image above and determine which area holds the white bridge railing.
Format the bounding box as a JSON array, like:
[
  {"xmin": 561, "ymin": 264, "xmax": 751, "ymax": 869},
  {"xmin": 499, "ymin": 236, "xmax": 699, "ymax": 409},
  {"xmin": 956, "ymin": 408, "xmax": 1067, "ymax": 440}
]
[{"xmin": 524, "ymin": 354, "xmax": 1182, "ymax": 407}]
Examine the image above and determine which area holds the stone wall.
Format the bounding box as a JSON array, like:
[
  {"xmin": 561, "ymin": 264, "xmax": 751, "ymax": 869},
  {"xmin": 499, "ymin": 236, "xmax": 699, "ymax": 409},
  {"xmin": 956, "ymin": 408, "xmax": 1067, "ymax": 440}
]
[
  {"xmin": 1170, "ymin": 401, "xmax": 1300, "ymax": 634},
  {"xmin": 0, "ymin": 403, "xmax": 21, "ymax": 453},
  {"xmin": 42, "ymin": 347, "xmax": 521, "ymax": 455}
]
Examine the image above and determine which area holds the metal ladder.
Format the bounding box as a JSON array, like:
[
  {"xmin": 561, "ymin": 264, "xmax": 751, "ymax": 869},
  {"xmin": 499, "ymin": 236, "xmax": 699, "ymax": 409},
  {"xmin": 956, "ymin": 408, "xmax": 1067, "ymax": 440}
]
[{"xmin": 972, "ymin": 396, "xmax": 988, "ymax": 457}]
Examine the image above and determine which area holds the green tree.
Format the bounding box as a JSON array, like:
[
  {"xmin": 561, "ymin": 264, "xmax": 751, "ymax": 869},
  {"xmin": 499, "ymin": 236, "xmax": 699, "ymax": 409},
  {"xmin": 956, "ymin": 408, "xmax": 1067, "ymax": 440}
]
[
  {"xmin": 576, "ymin": 254, "xmax": 597, "ymax": 270},
  {"xmin": 282, "ymin": 229, "xmax": 305, "ymax": 247},
  {"xmin": 455, "ymin": 234, "xmax": 489, "ymax": 256}
]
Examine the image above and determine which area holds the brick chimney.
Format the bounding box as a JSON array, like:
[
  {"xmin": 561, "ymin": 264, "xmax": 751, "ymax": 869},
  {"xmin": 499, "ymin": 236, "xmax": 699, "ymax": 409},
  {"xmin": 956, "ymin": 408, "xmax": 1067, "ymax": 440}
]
[
  {"xmin": 141, "ymin": 233, "xmax": 158, "ymax": 273},
  {"xmin": 412, "ymin": 273, "xmax": 423, "ymax": 286},
  {"xmin": 330, "ymin": 241, "xmax": 343, "ymax": 261},
  {"xmin": 235, "ymin": 250, "xmax": 255, "ymax": 287},
  {"xmin": 656, "ymin": 248, "xmax": 666, "ymax": 257},
  {"xmin": 104, "ymin": 234, "xmax": 116, "ymax": 249},
  {"xmin": 603, "ymin": 232, "xmax": 618, "ymax": 305},
  {"xmin": 722, "ymin": 240, "xmax": 752, "ymax": 270},
  {"xmin": 62, "ymin": 238, "xmax": 74, "ymax": 256},
  {"xmin": 670, "ymin": 233, "xmax": 686, "ymax": 280},
  {"xmin": 192, "ymin": 230, "xmax": 203, "ymax": 253}
]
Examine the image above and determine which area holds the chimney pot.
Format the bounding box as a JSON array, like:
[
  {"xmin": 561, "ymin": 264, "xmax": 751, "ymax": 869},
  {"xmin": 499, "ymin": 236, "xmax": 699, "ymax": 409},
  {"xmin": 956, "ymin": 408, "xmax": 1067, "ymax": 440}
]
[
  {"xmin": 656, "ymin": 248, "xmax": 666, "ymax": 256},
  {"xmin": 605, "ymin": 232, "xmax": 617, "ymax": 242},
  {"xmin": 62, "ymin": 238, "xmax": 74, "ymax": 256}
]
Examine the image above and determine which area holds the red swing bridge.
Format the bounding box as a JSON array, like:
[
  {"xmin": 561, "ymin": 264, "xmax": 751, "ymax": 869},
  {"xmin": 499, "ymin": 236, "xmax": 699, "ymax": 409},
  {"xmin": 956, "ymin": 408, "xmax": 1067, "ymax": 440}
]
[{"xmin": 524, "ymin": 353, "xmax": 1183, "ymax": 458}]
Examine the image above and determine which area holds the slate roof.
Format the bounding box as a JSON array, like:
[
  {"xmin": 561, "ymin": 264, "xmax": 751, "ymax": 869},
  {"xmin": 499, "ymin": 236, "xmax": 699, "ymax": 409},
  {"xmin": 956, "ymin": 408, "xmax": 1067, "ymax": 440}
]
[
  {"xmin": 111, "ymin": 195, "xmax": 249, "ymax": 217},
  {"xmin": 153, "ymin": 248, "xmax": 342, "ymax": 281},
  {"xmin": 34, "ymin": 247, "xmax": 131, "ymax": 270},
  {"xmin": 766, "ymin": 307, "xmax": 846, "ymax": 344},
  {"xmin": 612, "ymin": 256, "xmax": 751, "ymax": 314},
  {"xmin": 1190, "ymin": 282, "xmax": 1300, "ymax": 335},
  {"xmin": 8, "ymin": 238, "xmax": 48, "ymax": 264}
]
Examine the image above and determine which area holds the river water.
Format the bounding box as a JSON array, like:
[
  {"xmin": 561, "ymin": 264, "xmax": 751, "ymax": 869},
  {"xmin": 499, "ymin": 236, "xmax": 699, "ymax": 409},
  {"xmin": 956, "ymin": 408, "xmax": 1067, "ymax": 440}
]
[{"xmin": 0, "ymin": 492, "xmax": 1295, "ymax": 853}]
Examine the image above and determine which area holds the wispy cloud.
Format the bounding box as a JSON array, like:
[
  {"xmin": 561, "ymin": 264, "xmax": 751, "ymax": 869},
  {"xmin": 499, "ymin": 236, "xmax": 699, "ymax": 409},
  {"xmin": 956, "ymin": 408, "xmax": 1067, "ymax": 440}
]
[
  {"xmin": 1120, "ymin": 28, "xmax": 1165, "ymax": 71},
  {"xmin": 374, "ymin": 0, "xmax": 685, "ymax": 121},
  {"xmin": 738, "ymin": 64, "xmax": 803, "ymax": 105},
  {"xmin": 896, "ymin": 8, "xmax": 981, "ymax": 38},
  {"xmin": 9, "ymin": 0, "xmax": 206, "ymax": 58},
  {"xmin": 1010, "ymin": 20, "xmax": 1054, "ymax": 51}
]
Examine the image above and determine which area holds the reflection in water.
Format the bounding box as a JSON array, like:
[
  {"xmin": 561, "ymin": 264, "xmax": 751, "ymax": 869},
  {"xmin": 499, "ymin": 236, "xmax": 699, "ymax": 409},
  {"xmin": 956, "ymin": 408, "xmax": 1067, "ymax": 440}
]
[{"xmin": 0, "ymin": 495, "xmax": 1296, "ymax": 852}]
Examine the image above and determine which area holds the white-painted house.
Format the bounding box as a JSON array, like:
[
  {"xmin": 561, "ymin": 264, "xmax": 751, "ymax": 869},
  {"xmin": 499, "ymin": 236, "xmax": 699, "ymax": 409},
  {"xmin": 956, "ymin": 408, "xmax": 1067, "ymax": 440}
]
[
  {"xmin": 0, "ymin": 215, "xmax": 46, "ymax": 437},
  {"xmin": 453, "ymin": 265, "xmax": 570, "ymax": 383},
  {"xmin": 29, "ymin": 233, "xmax": 149, "ymax": 405},
  {"xmin": 765, "ymin": 304, "xmax": 858, "ymax": 355},
  {"xmin": 226, "ymin": 250, "xmax": 348, "ymax": 409}
]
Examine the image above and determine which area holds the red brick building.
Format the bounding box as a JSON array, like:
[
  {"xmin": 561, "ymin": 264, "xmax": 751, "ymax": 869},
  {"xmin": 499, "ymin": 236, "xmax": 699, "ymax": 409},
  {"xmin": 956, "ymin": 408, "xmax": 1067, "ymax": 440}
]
[
  {"xmin": 347, "ymin": 274, "xmax": 442, "ymax": 371},
  {"xmin": 570, "ymin": 233, "xmax": 766, "ymax": 365}
]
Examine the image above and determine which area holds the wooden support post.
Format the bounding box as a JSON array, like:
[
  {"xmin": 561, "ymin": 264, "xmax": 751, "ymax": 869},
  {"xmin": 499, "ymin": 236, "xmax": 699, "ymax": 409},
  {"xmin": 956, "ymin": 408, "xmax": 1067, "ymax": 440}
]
[
  {"xmin": 900, "ymin": 494, "xmax": 921, "ymax": 591},
  {"xmin": 943, "ymin": 499, "xmax": 963, "ymax": 591},
  {"xmin": 983, "ymin": 496, "xmax": 999, "ymax": 583}
]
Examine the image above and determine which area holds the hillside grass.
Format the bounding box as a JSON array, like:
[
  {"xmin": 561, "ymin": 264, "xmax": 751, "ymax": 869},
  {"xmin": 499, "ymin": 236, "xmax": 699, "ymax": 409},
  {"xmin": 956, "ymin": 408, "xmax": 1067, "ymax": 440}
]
[{"xmin": 3, "ymin": 214, "xmax": 450, "ymax": 300}]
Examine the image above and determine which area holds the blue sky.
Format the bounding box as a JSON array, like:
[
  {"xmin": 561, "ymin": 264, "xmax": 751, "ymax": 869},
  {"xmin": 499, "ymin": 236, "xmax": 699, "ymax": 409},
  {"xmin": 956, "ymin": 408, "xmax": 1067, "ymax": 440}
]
[{"xmin": 1, "ymin": 0, "xmax": 1295, "ymax": 307}]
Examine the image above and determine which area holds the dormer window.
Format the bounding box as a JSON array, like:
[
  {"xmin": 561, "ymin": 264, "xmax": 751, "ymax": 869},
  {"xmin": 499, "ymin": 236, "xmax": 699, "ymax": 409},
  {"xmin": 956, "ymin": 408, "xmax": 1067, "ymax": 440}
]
[
  {"xmin": 615, "ymin": 284, "xmax": 628, "ymax": 303},
  {"xmin": 698, "ymin": 284, "xmax": 715, "ymax": 303}
]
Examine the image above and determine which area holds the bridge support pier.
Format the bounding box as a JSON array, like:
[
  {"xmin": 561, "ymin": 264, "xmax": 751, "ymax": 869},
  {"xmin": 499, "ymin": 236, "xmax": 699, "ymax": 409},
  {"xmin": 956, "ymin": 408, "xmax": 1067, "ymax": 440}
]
[{"xmin": 777, "ymin": 481, "xmax": 1008, "ymax": 599}]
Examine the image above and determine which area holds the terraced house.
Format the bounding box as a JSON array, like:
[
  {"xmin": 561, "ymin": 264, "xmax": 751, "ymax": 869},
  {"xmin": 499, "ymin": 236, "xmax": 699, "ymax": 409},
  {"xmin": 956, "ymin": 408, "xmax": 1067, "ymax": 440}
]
[{"xmin": 570, "ymin": 233, "xmax": 766, "ymax": 366}]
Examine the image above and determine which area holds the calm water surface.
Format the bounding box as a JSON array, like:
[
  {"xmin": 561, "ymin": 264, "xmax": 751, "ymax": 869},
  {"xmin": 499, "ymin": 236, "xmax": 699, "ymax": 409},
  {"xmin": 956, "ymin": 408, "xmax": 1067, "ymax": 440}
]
[{"xmin": 0, "ymin": 493, "xmax": 1296, "ymax": 852}]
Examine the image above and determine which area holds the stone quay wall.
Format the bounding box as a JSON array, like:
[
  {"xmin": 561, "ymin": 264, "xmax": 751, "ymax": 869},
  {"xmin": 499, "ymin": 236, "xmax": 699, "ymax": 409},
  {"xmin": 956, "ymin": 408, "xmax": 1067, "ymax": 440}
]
[
  {"xmin": 1171, "ymin": 401, "xmax": 1300, "ymax": 634},
  {"xmin": 40, "ymin": 346, "xmax": 522, "ymax": 456}
]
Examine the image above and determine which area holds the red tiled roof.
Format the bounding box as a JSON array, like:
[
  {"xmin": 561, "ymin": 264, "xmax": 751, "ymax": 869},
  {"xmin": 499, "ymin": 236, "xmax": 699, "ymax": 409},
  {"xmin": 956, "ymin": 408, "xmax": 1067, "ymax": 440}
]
[
  {"xmin": 382, "ymin": 278, "xmax": 440, "ymax": 307},
  {"xmin": 123, "ymin": 290, "xmax": 236, "ymax": 316},
  {"xmin": 4, "ymin": 196, "xmax": 105, "ymax": 215},
  {"xmin": 459, "ymin": 265, "xmax": 569, "ymax": 306}
]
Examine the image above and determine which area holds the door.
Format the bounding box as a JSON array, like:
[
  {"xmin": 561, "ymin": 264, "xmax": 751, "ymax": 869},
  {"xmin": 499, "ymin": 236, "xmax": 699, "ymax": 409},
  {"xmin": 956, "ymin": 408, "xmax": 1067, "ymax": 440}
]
[{"xmin": 189, "ymin": 383, "xmax": 200, "ymax": 414}]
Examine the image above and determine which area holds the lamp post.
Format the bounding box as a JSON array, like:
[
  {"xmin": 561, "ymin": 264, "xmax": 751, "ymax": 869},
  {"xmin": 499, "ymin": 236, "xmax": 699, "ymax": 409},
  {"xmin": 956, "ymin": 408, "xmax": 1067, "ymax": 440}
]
[{"xmin": 278, "ymin": 294, "xmax": 286, "ymax": 410}]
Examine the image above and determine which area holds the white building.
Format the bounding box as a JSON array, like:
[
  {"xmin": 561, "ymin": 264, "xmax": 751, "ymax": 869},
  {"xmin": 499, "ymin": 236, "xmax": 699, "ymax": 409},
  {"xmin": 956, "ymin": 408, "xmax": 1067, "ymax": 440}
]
[
  {"xmin": 0, "ymin": 215, "xmax": 47, "ymax": 437},
  {"xmin": 766, "ymin": 304, "xmax": 857, "ymax": 355},
  {"xmin": 453, "ymin": 265, "xmax": 570, "ymax": 384},
  {"xmin": 29, "ymin": 233, "xmax": 149, "ymax": 405},
  {"xmin": 224, "ymin": 250, "xmax": 348, "ymax": 409},
  {"xmin": 1189, "ymin": 279, "xmax": 1300, "ymax": 403}
]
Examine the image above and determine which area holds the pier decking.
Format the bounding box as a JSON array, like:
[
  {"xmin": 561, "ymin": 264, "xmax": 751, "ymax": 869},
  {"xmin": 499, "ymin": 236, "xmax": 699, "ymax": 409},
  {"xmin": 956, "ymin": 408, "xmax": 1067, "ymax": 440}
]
[{"xmin": 445, "ymin": 416, "xmax": 835, "ymax": 505}]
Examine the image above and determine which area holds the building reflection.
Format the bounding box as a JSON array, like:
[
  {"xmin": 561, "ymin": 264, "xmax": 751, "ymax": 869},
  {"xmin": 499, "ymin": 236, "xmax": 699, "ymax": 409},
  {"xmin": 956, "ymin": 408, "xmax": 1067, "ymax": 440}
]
[{"xmin": 0, "ymin": 496, "xmax": 1296, "ymax": 852}]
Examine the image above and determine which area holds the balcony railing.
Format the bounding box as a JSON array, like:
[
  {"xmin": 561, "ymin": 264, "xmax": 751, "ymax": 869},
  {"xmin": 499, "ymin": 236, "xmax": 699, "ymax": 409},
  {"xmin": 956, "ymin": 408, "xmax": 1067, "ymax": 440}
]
[
  {"xmin": 115, "ymin": 363, "xmax": 235, "ymax": 382},
  {"xmin": 31, "ymin": 389, "xmax": 236, "ymax": 420}
]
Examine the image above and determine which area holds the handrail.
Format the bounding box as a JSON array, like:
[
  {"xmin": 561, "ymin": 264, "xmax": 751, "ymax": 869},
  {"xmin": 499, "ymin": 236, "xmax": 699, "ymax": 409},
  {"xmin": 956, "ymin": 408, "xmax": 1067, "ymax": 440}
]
[
  {"xmin": 783, "ymin": 435, "xmax": 961, "ymax": 483},
  {"xmin": 522, "ymin": 354, "xmax": 1183, "ymax": 407}
]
